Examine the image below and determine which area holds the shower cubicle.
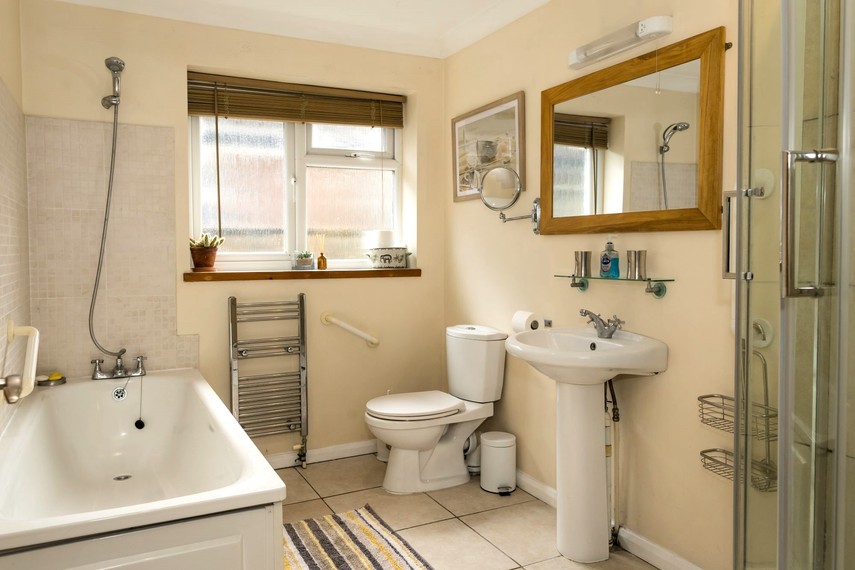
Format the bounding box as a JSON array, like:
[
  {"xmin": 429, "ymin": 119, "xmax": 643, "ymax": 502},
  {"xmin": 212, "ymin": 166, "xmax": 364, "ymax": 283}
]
[{"xmin": 733, "ymin": 0, "xmax": 854, "ymax": 567}]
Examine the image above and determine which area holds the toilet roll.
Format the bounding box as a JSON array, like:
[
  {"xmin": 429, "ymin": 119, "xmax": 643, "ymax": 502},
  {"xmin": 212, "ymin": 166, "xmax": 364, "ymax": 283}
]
[{"xmin": 511, "ymin": 311, "xmax": 544, "ymax": 333}]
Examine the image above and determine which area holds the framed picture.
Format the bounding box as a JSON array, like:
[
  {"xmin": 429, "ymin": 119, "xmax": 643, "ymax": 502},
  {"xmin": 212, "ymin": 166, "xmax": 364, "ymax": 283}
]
[{"xmin": 452, "ymin": 91, "xmax": 525, "ymax": 202}]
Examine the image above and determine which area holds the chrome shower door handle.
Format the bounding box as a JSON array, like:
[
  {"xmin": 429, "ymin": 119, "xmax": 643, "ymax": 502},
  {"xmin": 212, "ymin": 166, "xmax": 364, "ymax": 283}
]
[
  {"xmin": 781, "ymin": 149, "xmax": 838, "ymax": 298},
  {"xmin": 722, "ymin": 190, "xmax": 737, "ymax": 279}
]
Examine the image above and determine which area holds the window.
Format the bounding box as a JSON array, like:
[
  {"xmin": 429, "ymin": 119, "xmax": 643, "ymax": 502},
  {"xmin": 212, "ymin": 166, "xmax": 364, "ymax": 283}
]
[
  {"xmin": 187, "ymin": 73, "xmax": 405, "ymax": 269},
  {"xmin": 302, "ymin": 124, "xmax": 398, "ymax": 260},
  {"xmin": 552, "ymin": 114, "xmax": 610, "ymax": 217}
]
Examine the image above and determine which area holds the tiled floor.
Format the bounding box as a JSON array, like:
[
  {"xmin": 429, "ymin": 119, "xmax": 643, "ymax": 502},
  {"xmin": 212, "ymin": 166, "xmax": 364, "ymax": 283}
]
[{"xmin": 276, "ymin": 454, "xmax": 656, "ymax": 570}]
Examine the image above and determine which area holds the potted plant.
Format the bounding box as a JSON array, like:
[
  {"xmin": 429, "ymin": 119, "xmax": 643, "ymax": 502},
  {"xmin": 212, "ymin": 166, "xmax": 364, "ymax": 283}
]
[
  {"xmin": 292, "ymin": 250, "xmax": 314, "ymax": 270},
  {"xmin": 189, "ymin": 233, "xmax": 225, "ymax": 271}
]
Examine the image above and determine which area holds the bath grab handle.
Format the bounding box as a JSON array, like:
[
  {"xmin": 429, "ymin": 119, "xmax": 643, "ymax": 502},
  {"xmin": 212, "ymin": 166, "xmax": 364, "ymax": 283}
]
[
  {"xmin": 3, "ymin": 322, "xmax": 40, "ymax": 402},
  {"xmin": 781, "ymin": 149, "xmax": 838, "ymax": 298},
  {"xmin": 320, "ymin": 312, "xmax": 379, "ymax": 348}
]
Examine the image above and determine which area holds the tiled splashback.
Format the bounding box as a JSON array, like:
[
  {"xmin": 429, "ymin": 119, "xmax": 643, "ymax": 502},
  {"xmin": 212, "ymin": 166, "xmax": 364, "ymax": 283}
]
[
  {"xmin": 26, "ymin": 117, "xmax": 197, "ymax": 378},
  {"xmin": 0, "ymin": 79, "xmax": 30, "ymax": 422}
]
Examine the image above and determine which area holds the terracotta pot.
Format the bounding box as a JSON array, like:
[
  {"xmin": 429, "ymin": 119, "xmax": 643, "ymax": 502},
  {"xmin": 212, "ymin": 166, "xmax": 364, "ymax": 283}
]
[{"xmin": 190, "ymin": 246, "xmax": 218, "ymax": 271}]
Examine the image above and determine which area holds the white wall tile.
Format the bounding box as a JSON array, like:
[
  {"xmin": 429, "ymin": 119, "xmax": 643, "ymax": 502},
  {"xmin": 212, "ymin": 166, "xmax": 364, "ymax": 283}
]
[
  {"xmin": 0, "ymin": 77, "xmax": 31, "ymax": 420},
  {"xmin": 26, "ymin": 117, "xmax": 196, "ymax": 377}
]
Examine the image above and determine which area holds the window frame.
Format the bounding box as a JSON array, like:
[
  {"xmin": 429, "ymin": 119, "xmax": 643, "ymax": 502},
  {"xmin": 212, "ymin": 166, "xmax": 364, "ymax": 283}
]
[
  {"xmin": 296, "ymin": 124, "xmax": 401, "ymax": 269},
  {"xmin": 189, "ymin": 117, "xmax": 402, "ymax": 271}
]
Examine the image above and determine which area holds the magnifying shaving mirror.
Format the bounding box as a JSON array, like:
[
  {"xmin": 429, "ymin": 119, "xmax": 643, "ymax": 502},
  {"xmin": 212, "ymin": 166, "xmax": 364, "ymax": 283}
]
[{"xmin": 478, "ymin": 165, "xmax": 541, "ymax": 234}]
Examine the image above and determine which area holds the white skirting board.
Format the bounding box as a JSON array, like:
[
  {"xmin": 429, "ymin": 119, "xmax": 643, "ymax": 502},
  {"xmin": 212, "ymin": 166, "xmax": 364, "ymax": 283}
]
[
  {"xmin": 515, "ymin": 469, "xmax": 557, "ymax": 507},
  {"xmin": 265, "ymin": 439, "xmax": 378, "ymax": 469},
  {"xmin": 617, "ymin": 527, "xmax": 706, "ymax": 570},
  {"xmin": 514, "ymin": 470, "xmax": 702, "ymax": 570}
]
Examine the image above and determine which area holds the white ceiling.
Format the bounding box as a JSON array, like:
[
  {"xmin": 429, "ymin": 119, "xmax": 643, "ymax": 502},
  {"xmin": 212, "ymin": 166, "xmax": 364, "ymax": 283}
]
[{"xmin": 59, "ymin": 0, "xmax": 551, "ymax": 58}]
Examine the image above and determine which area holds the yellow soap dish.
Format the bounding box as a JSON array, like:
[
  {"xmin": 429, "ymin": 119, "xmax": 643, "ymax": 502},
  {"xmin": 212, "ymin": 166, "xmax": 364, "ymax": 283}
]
[{"xmin": 36, "ymin": 373, "xmax": 66, "ymax": 386}]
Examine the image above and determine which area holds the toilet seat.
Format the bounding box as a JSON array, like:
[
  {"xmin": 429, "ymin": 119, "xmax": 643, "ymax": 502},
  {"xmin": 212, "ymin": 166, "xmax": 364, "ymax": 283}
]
[{"xmin": 366, "ymin": 390, "xmax": 465, "ymax": 421}]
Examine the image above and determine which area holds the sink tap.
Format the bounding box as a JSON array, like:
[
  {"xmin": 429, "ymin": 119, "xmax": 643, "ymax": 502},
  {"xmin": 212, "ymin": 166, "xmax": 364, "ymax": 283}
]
[{"xmin": 579, "ymin": 309, "xmax": 625, "ymax": 339}]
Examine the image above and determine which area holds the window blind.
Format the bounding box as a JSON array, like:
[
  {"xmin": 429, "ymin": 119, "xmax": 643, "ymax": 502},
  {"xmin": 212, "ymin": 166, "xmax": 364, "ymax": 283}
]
[
  {"xmin": 553, "ymin": 113, "xmax": 610, "ymax": 149},
  {"xmin": 187, "ymin": 72, "xmax": 405, "ymax": 128}
]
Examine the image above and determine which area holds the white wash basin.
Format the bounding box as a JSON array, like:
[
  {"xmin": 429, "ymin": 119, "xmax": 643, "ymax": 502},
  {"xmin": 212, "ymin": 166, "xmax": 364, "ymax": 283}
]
[
  {"xmin": 506, "ymin": 325, "xmax": 669, "ymax": 562},
  {"xmin": 505, "ymin": 327, "xmax": 668, "ymax": 384},
  {"xmin": 0, "ymin": 368, "xmax": 285, "ymax": 553}
]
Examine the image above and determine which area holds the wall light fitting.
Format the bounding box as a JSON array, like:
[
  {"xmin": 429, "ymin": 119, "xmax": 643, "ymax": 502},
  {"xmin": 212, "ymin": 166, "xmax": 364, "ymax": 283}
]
[{"xmin": 568, "ymin": 16, "xmax": 673, "ymax": 69}]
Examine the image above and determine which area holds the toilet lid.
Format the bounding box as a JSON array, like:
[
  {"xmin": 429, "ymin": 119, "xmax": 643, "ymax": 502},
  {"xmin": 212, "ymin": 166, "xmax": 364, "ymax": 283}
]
[{"xmin": 366, "ymin": 391, "xmax": 465, "ymax": 421}]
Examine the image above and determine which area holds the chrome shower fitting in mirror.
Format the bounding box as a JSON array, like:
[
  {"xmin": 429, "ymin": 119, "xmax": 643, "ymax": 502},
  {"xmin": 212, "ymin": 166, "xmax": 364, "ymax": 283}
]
[
  {"xmin": 478, "ymin": 166, "xmax": 541, "ymax": 234},
  {"xmin": 101, "ymin": 56, "xmax": 125, "ymax": 109}
]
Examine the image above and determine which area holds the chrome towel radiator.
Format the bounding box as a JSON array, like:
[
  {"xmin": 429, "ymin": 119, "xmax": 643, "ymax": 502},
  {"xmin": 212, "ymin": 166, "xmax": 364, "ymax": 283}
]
[{"xmin": 228, "ymin": 295, "xmax": 307, "ymax": 466}]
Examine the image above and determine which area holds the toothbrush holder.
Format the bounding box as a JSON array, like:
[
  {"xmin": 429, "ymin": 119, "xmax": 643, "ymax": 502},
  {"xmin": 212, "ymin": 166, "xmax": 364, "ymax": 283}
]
[
  {"xmin": 574, "ymin": 251, "xmax": 592, "ymax": 277},
  {"xmin": 626, "ymin": 250, "xmax": 647, "ymax": 280}
]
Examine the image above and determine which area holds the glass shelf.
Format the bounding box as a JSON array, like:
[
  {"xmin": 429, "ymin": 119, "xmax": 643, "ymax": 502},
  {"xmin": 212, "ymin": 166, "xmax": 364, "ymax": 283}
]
[{"xmin": 554, "ymin": 274, "xmax": 674, "ymax": 298}]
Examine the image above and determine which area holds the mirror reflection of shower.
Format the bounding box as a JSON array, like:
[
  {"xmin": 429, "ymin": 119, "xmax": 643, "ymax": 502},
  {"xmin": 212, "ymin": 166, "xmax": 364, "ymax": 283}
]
[
  {"xmin": 101, "ymin": 56, "xmax": 125, "ymax": 109},
  {"xmin": 89, "ymin": 56, "xmax": 127, "ymax": 360},
  {"xmin": 658, "ymin": 122, "xmax": 690, "ymax": 209}
]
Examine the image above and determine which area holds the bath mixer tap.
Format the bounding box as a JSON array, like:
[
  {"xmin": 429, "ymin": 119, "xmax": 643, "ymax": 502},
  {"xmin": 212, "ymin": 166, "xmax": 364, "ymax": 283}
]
[
  {"xmin": 579, "ymin": 309, "xmax": 625, "ymax": 339},
  {"xmin": 112, "ymin": 355, "xmax": 127, "ymax": 378},
  {"xmin": 91, "ymin": 355, "xmax": 147, "ymax": 379}
]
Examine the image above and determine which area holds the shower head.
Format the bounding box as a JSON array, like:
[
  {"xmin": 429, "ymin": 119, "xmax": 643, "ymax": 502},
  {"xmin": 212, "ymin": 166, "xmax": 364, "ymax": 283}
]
[
  {"xmin": 105, "ymin": 57, "xmax": 125, "ymax": 73},
  {"xmin": 101, "ymin": 56, "xmax": 125, "ymax": 109},
  {"xmin": 659, "ymin": 122, "xmax": 690, "ymax": 154}
]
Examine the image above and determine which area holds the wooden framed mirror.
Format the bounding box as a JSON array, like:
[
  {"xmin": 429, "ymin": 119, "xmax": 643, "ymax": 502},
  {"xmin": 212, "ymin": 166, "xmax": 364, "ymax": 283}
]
[{"xmin": 540, "ymin": 27, "xmax": 726, "ymax": 234}]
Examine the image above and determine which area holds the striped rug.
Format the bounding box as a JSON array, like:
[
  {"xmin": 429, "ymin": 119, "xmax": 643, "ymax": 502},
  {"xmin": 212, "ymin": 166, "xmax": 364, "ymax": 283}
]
[{"xmin": 283, "ymin": 504, "xmax": 434, "ymax": 570}]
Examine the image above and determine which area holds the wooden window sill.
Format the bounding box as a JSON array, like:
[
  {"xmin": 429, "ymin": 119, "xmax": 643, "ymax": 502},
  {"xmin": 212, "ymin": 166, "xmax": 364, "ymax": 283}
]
[{"xmin": 183, "ymin": 268, "xmax": 421, "ymax": 282}]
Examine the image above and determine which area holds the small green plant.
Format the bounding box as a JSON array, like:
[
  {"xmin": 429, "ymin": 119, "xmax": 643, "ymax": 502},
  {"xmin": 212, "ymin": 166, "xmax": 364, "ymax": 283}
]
[
  {"xmin": 189, "ymin": 233, "xmax": 225, "ymax": 248},
  {"xmin": 294, "ymin": 250, "xmax": 313, "ymax": 259}
]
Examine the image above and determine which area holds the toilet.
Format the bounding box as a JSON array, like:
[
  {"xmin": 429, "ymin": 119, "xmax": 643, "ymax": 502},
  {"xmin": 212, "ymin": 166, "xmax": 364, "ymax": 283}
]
[{"xmin": 364, "ymin": 324, "xmax": 507, "ymax": 493}]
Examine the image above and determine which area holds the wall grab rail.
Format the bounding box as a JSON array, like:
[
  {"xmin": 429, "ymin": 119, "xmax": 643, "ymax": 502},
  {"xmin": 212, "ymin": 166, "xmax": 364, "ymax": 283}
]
[{"xmin": 320, "ymin": 312, "xmax": 380, "ymax": 347}]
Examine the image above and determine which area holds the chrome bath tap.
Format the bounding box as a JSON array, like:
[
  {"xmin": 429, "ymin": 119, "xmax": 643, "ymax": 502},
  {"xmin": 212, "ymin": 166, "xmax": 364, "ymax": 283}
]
[
  {"xmin": 91, "ymin": 355, "xmax": 146, "ymax": 379},
  {"xmin": 579, "ymin": 309, "xmax": 625, "ymax": 339}
]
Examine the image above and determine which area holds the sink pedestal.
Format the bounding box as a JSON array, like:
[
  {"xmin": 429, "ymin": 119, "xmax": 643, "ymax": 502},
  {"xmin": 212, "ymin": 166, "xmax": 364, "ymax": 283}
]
[
  {"xmin": 556, "ymin": 382, "xmax": 609, "ymax": 563},
  {"xmin": 504, "ymin": 326, "xmax": 668, "ymax": 564}
]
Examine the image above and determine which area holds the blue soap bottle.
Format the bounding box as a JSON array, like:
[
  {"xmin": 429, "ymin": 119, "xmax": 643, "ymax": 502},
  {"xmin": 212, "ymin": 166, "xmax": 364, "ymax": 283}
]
[{"xmin": 600, "ymin": 240, "xmax": 620, "ymax": 278}]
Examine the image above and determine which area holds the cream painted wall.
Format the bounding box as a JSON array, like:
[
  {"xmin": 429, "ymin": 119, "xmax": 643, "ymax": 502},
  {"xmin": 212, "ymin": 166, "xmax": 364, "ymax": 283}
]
[
  {"xmin": 0, "ymin": 0, "xmax": 22, "ymax": 105},
  {"xmin": 444, "ymin": 2, "xmax": 738, "ymax": 568},
  {"xmin": 19, "ymin": 0, "xmax": 447, "ymax": 453}
]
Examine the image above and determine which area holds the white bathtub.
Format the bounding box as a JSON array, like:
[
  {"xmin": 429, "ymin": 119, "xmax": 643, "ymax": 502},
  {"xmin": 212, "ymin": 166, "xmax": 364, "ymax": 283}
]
[{"xmin": 0, "ymin": 368, "xmax": 285, "ymax": 568}]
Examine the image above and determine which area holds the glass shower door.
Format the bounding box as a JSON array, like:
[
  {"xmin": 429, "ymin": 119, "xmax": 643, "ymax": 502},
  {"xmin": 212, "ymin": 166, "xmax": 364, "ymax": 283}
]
[
  {"xmin": 736, "ymin": 1, "xmax": 785, "ymax": 566},
  {"xmin": 736, "ymin": 0, "xmax": 846, "ymax": 568}
]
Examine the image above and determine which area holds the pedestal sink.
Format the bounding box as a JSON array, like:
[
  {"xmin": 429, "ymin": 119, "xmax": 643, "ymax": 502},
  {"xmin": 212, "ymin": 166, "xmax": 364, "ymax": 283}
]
[{"xmin": 505, "ymin": 327, "xmax": 667, "ymax": 563}]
